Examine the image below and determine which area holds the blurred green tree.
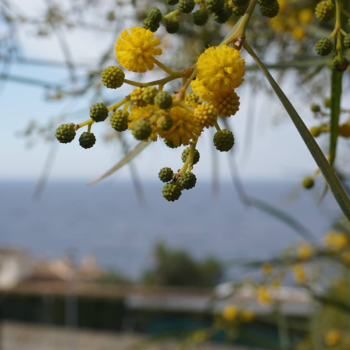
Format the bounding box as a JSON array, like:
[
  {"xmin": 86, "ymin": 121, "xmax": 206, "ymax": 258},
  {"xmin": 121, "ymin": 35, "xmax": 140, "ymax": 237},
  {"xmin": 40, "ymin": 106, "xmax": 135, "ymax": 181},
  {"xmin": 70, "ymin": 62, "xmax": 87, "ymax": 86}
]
[{"xmin": 142, "ymin": 242, "xmax": 223, "ymax": 287}]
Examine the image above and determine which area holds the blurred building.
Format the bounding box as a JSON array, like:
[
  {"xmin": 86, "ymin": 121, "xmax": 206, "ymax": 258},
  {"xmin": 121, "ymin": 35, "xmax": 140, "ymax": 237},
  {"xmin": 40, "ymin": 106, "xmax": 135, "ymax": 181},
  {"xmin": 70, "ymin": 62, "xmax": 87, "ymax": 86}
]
[
  {"xmin": 0, "ymin": 246, "xmax": 103, "ymax": 287},
  {"xmin": 0, "ymin": 247, "xmax": 32, "ymax": 288},
  {"xmin": 27, "ymin": 253, "xmax": 103, "ymax": 282}
]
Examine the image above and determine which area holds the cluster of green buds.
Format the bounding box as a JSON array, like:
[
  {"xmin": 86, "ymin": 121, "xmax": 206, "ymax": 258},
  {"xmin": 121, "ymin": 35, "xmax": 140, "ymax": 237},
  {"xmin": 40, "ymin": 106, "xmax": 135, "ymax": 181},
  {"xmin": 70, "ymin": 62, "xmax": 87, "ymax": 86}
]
[
  {"xmin": 309, "ymin": 98, "xmax": 350, "ymax": 140},
  {"xmin": 143, "ymin": 0, "xmax": 279, "ymax": 35},
  {"xmin": 158, "ymin": 147, "xmax": 199, "ymax": 201},
  {"xmin": 314, "ymin": 1, "xmax": 350, "ymax": 72},
  {"xmin": 54, "ymin": 66, "xmax": 178, "ymax": 147}
]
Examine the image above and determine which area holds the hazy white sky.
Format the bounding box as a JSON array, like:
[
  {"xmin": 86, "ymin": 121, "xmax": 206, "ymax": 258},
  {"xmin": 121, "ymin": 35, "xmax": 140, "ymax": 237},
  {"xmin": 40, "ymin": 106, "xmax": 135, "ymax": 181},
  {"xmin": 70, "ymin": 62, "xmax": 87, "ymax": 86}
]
[{"xmin": 0, "ymin": 0, "xmax": 337, "ymax": 183}]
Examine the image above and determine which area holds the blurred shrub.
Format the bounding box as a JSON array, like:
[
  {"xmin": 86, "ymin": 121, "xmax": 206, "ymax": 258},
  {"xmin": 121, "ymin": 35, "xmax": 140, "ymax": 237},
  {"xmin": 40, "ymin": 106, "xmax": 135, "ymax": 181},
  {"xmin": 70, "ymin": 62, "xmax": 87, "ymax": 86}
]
[{"xmin": 142, "ymin": 242, "xmax": 223, "ymax": 287}]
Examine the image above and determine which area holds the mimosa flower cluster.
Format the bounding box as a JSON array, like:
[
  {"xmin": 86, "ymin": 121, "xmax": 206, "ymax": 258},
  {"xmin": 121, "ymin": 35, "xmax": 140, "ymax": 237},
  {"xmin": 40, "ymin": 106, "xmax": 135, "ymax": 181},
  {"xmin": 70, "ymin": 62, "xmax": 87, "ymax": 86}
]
[{"xmin": 55, "ymin": 22, "xmax": 245, "ymax": 201}]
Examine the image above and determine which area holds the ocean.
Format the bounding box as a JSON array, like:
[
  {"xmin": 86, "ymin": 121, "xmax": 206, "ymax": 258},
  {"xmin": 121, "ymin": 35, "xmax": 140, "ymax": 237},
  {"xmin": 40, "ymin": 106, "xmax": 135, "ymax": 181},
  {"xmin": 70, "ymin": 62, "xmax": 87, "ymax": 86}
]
[{"xmin": 0, "ymin": 180, "xmax": 342, "ymax": 280}]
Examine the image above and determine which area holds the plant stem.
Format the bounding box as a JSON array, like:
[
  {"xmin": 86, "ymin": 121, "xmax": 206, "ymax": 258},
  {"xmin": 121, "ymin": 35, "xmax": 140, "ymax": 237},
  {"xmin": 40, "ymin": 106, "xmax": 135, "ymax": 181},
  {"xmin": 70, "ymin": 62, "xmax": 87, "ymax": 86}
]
[
  {"xmin": 154, "ymin": 58, "xmax": 174, "ymax": 75},
  {"xmin": 163, "ymin": 9, "xmax": 179, "ymax": 20},
  {"xmin": 176, "ymin": 68, "xmax": 197, "ymax": 101},
  {"xmin": 329, "ymin": 68, "xmax": 343, "ymax": 166},
  {"xmin": 177, "ymin": 101, "xmax": 195, "ymax": 113},
  {"xmin": 123, "ymin": 101, "xmax": 131, "ymax": 113},
  {"xmin": 123, "ymin": 67, "xmax": 194, "ymax": 88},
  {"xmin": 77, "ymin": 118, "xmax": 94, "ymax": 129},
  {"xmin": 335, "ymin": 0, "xmax": 343, "ymax": 58},
  {"xmin": 179, "ymin": 141, "xmax": 197, "ymax": 175},
  {"xmin": 243, "ymin": 39, "xmax": 350, "ymax": 222},
  {"xmin": 222, "ymin": 0, "xmax": 257, "ymax": 45},
  {"xmin": 340, "ymin": 28, "xmax": 348, "ymax": 36},
  {"xmin": 107, "ymin": 96, "xmax": 130, "ymax": 112},
  {"xmin": 329, "ymin": 27, "xmax": 338, "ymax": 40}
]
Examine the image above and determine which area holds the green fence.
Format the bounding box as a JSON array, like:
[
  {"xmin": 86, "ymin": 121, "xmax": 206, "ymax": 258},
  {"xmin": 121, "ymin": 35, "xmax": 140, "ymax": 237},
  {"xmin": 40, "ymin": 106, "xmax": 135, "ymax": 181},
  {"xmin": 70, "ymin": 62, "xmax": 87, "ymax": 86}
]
[{"xmin": 0, "ymin": 293, "xmax": 125, "ymax": 331}]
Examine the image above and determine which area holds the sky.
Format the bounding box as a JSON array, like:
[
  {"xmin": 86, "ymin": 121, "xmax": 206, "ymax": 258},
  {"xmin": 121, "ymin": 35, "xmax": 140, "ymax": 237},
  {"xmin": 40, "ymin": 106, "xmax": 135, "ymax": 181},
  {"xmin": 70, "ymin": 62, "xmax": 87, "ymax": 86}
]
[{"xmin": 0, "ymin": 0, "xmax": 334, "ymax": 183}]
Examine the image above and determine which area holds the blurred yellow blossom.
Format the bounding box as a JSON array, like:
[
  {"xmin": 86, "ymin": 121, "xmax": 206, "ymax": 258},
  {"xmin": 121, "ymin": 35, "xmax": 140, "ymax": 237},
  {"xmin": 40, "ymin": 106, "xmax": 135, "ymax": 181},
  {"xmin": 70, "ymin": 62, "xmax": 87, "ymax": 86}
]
[
  {"xmin": 324, "ymin": 330, "xmax": 341, "ymax": 346},
  {"xmin": 223, "ymin": 305, "xmax": 238, "ymax": 321},
  {"xmin": 268, "ymin": 4, "xmax": 313, "ymax": 42},
  {"xmin": 324, "ymin": 232, "xmax": 348, "ymax": 251},
  {"xmin": 293, "ymin": 264, "xmax": 306, "ymax": 284},
  {"xmin": 292, "ymin": 27, "xmax": 306, "ymax": 40},
  {"xmin": 298, "ymin": 243, "xmax": 313, "ymax": 260},
  {"xmin": 298, "ymin": 8, "xmax": 313, "ymax": 24},
  {"xmin": 257, "ymin": 286, "xmax": 271, "ymax": 305}
]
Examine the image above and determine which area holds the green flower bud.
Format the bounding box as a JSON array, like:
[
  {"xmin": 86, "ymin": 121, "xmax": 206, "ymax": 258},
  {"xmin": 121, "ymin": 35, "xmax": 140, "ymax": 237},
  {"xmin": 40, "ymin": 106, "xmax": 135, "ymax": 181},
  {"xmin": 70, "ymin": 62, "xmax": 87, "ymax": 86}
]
[
  {"xmin": 309, "ymin": 126, "xmax": 321, "ymax": 138},
  {"xmin": 162, "ymin": 182, "xmax": 182, "ymax": 201},
  {"xmin": 90, "ymin": 103, "xmax": 109, "ymax": 122},
  {"xmin": 332, "ymin": 57, "xmax": 349, "ymax": 72},
  {"xmin": 101, "ymin": 66, "xmax": 125, "ymax": 89},
  {"xmin": 79, "ymin": 132, "xmax": 96, "ymax": 149},
  {"xmin": 154, "ymin": 91, "xmax": 173, "ymax": 109},
  {"xmin": 147, "ymin": 7, "xmax": 162, "ymax": 23},
  {"xmin": 181, "ymin": 148, "xmax": 200, "ymax": 164},
  {"xmin": 232, "ymin": 4, "xmax": 248, "ymax": 17},
  {"xmin": 344, "ymin": 34, "xmax": 350, "ymax": 49},
  {"xmin": 142, "ymin": 86, "xmax": 158, "ymax": 105},
  {"xmin": 213, "ymin": 7, "xmax": 232, "ymax": 22},
  {"xmin": 310, "ymin": 104, "xmax": 321, "ymax": 112},
  {"xmin": 55, "ymin": 124, "xmax": 76, "ymax": 144},
  {"xmin": 315, "ymin": 1, "xmax": 335, "ymax": 22},
  {"xmin": 132, "ymin": 120, "xmax": 152, "ymax": 140},
  {"xmin": 143, "ymin": 17, "xmax": 160, "ymax": 32},
  {"xmin": 179, "ymin": 0, "xmax": 195, "ymax": 13},
  {"xmin": 192, "ymin": 10, "xmax": 209, "ymax": 26},
  {"xmin": 324, "ymin": 97, "xmax": 331, "ymax": 108},
  {"xmin": 205, "ymin": 0, "xmax": 224, "ymax": 12},
  {"xmin": 110, "ymin": 110, "xmax": 129, "ymax": 132},
  {"xmin": 158, "ymin": 167, "xmax": 174, "ymax": 182},
  {"xmin": 178, "ymin": 172, "xmax": 197, "ymax": 190},
  {"xmin": 315, "ymin": 38, "xmax": 333, "ymax": 56},
  {"xmin": 302, "ymin": 177, "xmax": 314, "ymax": 189},
  {"xmin": 166, "ymin": 19, "xmax": 180, "ymax": 33},
  {"xmin": 213, "ymin": 129, "xmax": 235, "ymax": 152},
  {"xmin": 260, "ymin": 0, "xmax": 279, "ymax": 18},
  {"xmin": 157, "ymin": 114, "xmax": 173, "ymax": 131}
]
